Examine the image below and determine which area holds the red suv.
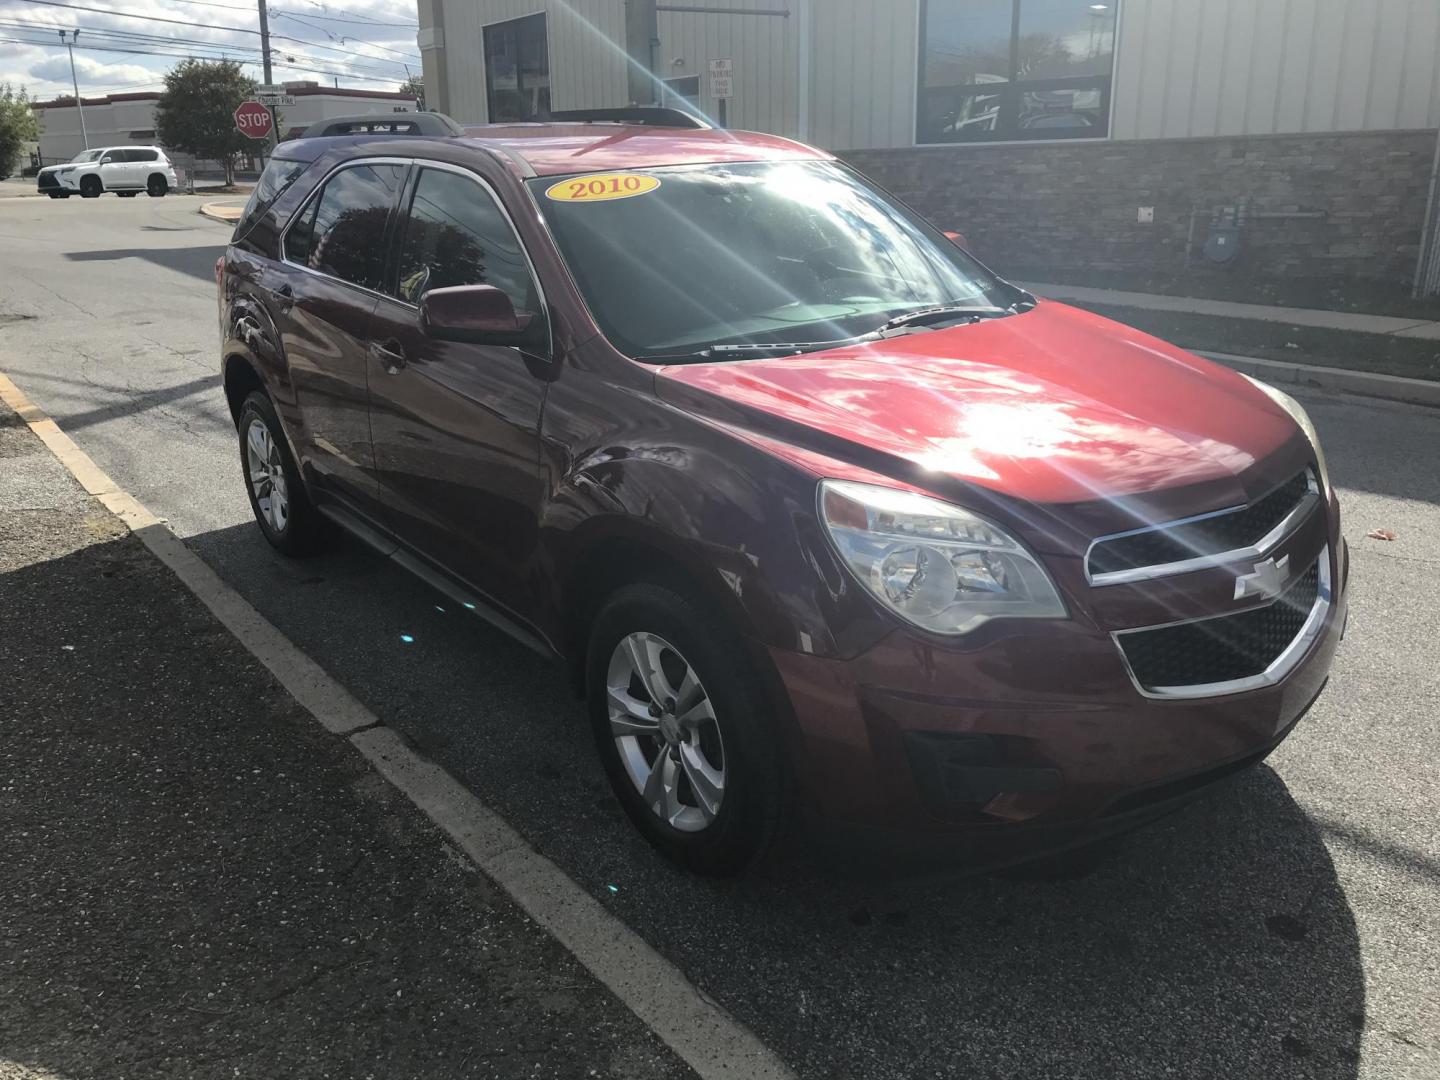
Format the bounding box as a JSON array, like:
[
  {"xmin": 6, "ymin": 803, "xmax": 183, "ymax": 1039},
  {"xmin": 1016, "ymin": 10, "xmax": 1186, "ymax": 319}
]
[{"xmin": 220, "ymin": 110, "xmax": 1346, "ymax": 875}]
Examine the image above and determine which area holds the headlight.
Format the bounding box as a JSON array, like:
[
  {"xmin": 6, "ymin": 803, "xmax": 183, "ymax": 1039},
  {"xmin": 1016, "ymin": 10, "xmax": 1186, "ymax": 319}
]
[
  {"xmin": 1241, "ymin": 375, "xmax": 1330, "ymax": 495},
  {"xmin": 820, "ymin": 480, "xmax": 1066, "ymax": 635}
]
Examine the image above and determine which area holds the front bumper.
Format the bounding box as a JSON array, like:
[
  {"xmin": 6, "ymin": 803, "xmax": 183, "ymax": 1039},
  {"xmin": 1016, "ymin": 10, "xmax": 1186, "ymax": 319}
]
[{"xmin": 771, "ymin": 532, "xmax": 1348, "ymax": 868}]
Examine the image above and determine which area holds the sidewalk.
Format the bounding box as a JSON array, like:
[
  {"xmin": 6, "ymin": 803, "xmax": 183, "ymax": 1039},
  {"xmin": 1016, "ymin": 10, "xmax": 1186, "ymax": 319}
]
[
  {"xmin": 1016, "ymin": 281, "xmax": 1440, "ymax": 341},
  {"xmin": 0, "ymin": 398, "xmax": 693, "ymax": 1079}
]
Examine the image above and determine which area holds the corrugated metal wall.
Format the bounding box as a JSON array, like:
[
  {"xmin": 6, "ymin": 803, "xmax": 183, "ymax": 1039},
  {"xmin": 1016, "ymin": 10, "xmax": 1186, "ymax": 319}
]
[
  {"xmin": 1112, "ymin": 0, "xmax": 1440, "ymax": 140},
  {"xmin": 807, "ymin": 0, "xmax": 919, "ymax": 151},
  {"xmin": 656, "ymin": 1, "xmax": 798, "ymax": 135},
  {"xmin": 435, "ymin": 0, "xmax": 629, "ymax": 125},
  {"xmin": 425, "ymin": 1, "xmax": 1440, "ymax": 148}
]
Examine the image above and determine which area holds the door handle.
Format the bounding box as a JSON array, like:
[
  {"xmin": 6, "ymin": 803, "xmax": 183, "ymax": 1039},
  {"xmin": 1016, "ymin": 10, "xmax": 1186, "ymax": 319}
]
[
  {"xmin": 370, "ymin": 339, "xmax": 407, "ymax": 374},
  {"xmin": 270, "ymin": 281, "xmax": 294, "ymax": 312}
]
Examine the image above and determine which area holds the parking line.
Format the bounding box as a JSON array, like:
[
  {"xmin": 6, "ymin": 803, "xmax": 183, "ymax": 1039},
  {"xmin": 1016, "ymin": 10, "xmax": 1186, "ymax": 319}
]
[{"xmin": 0, "ymin": 368, "xmax": 796, "ymax": 1080}]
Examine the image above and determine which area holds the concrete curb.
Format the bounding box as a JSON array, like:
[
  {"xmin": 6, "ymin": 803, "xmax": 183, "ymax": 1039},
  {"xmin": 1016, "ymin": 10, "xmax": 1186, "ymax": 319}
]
[
  {"xmin": 199, "ymin": 201, "xmax": 243, "ymax": 223},
  {"xmin": 1195, "ymin": 349, "xmax": 1440, "ymax": 409}
]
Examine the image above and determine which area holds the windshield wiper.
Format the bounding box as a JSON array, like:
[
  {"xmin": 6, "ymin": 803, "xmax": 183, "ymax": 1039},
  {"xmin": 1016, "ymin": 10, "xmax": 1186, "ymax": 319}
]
[
  {"xmin": 699, "ymin": 336, "xmax": 870, "ymax": 358},
  {"xmin": 874, "ymin": 303, "xmax": 1014, "ymax": 334}
]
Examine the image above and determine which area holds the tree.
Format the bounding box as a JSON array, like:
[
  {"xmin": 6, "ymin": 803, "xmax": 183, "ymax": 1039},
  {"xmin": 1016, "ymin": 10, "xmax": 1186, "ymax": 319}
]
[
  {"xmin": 399, "ymin": 74, "xmax": 425, "ymax": 110},
  {"xmin": 154, "ymin": 59, "xmax": 258, "ymax": 186},
  {"xmin": 0, "ymin": 84, "xmax": 40, "ymax": 180}
]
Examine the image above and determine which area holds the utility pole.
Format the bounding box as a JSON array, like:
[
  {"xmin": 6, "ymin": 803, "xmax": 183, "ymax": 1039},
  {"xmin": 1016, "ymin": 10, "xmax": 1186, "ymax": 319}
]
[
  {"xmin": 256, "ymin": 0, "xmax": 277, "ymax": 158},
  {"xmin": 57, "ymin": 29, "xmax": 88, "ymax": 150}
]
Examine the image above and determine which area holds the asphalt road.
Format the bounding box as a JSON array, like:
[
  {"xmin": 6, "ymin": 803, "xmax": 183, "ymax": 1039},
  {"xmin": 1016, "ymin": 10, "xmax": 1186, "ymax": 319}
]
[{"xmin": 2, "ymin": 194, "xmax": 1437, "ymax": 1079}]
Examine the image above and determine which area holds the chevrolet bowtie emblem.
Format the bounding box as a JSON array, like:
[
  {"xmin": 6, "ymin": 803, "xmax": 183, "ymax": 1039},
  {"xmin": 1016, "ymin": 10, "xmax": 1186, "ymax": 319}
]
[{"xmin": 1234, "ymin": 554, "xmax": 1290, "ymax": 602}]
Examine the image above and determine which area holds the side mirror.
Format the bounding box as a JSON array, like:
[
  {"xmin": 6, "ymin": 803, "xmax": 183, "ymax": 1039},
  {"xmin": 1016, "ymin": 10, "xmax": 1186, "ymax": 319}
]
[
  {"xmin": 943, "ymin": 230, "xmax": 969, "ymax": 249},
  {"xmin": 419, "ymin": 284, "xmax": 545, "ymax": 350}
]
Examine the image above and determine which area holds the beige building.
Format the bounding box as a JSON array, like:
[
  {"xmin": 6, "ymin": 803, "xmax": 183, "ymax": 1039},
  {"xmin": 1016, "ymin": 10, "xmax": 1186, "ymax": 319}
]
[
  {"xmin": 416, "ymin": 0, "xmax": 1440, "ymax": 291},
  {"xmin": 32, "ymin": 84, "xmax": 419, "ymax": 169}
]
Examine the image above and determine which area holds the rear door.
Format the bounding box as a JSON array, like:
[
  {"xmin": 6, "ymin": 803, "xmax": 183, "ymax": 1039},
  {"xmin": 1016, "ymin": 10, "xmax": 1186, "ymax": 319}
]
[
  {"xmin": 269, "ymin": 158, "xmax": 408, "ymax": 507},
  {"xmin": 365, "ymin": 161, "xmax": 551, "ymax": 618}
]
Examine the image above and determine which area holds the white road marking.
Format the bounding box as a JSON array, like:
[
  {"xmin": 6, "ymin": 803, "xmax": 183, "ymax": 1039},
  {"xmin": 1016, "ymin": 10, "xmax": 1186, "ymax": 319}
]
[{"xmin": 0, "ymin": 368, "xmax": 797, "ymax": 1080}]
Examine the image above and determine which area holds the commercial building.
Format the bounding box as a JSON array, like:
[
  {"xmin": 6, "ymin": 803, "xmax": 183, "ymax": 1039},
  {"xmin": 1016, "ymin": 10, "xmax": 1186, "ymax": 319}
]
[
  {"xmin": 31, "ymin": 83, "xmax": 419, "ymax": 172},
  {"xmin": 416, "ymin": 0, "xmax": 1440, "ymax": 291}
]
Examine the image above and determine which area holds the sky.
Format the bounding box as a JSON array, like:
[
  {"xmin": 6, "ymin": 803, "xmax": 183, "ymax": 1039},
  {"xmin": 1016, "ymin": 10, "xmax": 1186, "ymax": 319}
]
[{"xmin": 0, "ymin": 0, "xmax": 420, "ymax": 101}]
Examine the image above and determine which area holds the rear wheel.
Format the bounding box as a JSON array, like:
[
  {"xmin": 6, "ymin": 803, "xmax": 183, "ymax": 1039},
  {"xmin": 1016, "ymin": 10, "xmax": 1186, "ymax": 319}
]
[
  {"xmin": 237, "ymin": 391, "xmax": 327, "ymax": 556},
  {"xmin": 79, "ymin": 175, "xmax": 102, "ymax": 198},
  {"xmin": 586, "ymin": 582, "xmax": 786, "ymax": 876},
  {"xmin": 147, "ymin": 175, "xmax": 168, "ymax": 197}
]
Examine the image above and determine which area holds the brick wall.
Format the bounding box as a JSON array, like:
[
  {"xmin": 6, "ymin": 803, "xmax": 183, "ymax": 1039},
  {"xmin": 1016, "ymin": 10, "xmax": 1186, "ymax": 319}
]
[{"xmin": 843, "ymin": 130, "xmax": 1438, "ymax": 285}]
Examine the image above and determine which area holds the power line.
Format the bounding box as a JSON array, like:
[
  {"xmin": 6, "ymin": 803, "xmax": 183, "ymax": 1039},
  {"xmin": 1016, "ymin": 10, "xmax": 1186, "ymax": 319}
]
[
  {"xmin": 269, "ymin": 6, "xmax": 416, "ymax": 29},
  {"xmin": 10, "ymin": 0, "xmax": 263, "ymax": 35},
  {"xmin": 270, "ymin": 10, "xmax": 419, "ymax": 60},
  {"xmin": 0, "ymin": 33, "xmax": 410, "ymax": 85},
  {"xmin": 1, "ymin": 16, "xmax": 412, "ymax": 77}
]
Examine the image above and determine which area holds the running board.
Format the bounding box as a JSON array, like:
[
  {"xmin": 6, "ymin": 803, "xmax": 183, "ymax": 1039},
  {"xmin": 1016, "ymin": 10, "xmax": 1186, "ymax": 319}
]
[{"xmin": 317, "ymin": 503, "xmax": 557, "ymax": 660}]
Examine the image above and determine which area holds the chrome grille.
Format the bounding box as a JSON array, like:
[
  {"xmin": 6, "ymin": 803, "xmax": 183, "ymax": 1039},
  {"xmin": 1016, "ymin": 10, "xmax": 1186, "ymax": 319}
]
[
  {"xmin": 1114, "ymin": 549, "xmax": 1330, "ymax": 699},
  {"xmin": 1087, "ymin": 470, "xmax": 1317, "ymax": 586}
]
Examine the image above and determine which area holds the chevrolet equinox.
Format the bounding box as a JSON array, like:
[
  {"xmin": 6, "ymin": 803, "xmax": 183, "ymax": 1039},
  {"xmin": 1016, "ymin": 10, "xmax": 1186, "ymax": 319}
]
[{"xmin": 219, "ymin": 110, "xmax": 1347, "ymax": 875}]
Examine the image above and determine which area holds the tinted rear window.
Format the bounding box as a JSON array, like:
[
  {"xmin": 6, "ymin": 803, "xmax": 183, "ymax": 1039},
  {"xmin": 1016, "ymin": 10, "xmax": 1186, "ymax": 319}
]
[{"xmin": 232, "ymin": 156, "xmax": 309, "ymax": 244}]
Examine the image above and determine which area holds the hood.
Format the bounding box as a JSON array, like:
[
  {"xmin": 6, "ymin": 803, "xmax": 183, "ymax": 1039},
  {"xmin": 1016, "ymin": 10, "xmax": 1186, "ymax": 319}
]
[{"xmin": 655, "ymin": 300, "xmax": 1297, "ymax": 507}]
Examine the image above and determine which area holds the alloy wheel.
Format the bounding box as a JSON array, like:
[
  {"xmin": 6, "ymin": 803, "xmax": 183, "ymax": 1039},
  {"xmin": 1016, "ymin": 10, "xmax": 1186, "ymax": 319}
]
[
  {"xmin": 245, "ymin": 418, "xmax": 289, "ymax": 533},
  {"xmin": 606, "ymin": 632, "xmax": 726, "ymax": 832}
]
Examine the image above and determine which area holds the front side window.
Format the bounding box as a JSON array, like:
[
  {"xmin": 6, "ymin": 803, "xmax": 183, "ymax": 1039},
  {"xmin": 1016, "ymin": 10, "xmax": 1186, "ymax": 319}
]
[
  {"xmin": 286, "ymin": 163, "xmax": 405, "ymax": 291},
  {"xmin": 532, "ymin": 160, "xmax": 1017, "ymax": 360},
  {"xmin": 395, "ymin": 168, "xmax": 537, "ymax": 309},
  {"xmin": 920, "ymin": 0, "xmax": 1118, "ymax": 143},
  {"xmin": 484, "ymin": 13, "xmax": 550, "ymax": 122}
]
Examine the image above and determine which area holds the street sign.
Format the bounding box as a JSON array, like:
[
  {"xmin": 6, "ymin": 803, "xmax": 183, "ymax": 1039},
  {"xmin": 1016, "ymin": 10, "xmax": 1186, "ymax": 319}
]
[
  {"xmin": 708, "ymin": 58, "xmax": 733, "ymax": 100},
  {"xmin": 234, "ymin": 100, "xmax": 274, "ymax": 140},
  {"xmin": 257, "ymin": 92, "xmax": 294, "ymax": 107}
]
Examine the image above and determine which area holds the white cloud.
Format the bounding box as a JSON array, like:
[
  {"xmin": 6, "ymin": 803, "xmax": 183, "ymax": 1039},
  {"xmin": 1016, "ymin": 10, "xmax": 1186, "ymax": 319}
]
[{"xmin": 0, "ymin": 0, "xmax": 419, "ymax": 99}]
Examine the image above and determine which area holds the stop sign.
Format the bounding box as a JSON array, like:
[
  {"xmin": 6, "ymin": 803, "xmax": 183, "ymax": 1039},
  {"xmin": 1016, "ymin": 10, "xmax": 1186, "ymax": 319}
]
[{"xmin": 234, "ymin": 100, "xmax": 273, "ymax": 139}]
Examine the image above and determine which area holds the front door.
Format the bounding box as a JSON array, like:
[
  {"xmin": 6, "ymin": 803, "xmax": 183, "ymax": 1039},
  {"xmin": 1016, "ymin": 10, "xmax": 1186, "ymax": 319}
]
[
  {"xmin": 366, "ymin": 162, "xmax": 550, "ymax": 620},
  {"xmin": 270, "ymin": 159, "xmax": 407, "ymax": 506}
]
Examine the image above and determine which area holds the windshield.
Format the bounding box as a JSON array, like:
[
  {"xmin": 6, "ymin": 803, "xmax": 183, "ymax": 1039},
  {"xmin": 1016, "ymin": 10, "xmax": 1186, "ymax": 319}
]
[
  {"xmin": 529, "ymin": 160, "xmax": 1019, "ymax": 360},
  {"xmin": 69, "ymin": 150, "xmax": 102, "ymax": 163}
]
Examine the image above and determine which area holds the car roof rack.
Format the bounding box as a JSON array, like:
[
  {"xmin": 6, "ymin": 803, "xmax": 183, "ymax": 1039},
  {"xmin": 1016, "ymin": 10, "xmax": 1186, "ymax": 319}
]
[
  {"xmin": 299, "ymin": 112, "xmax": 464, "ymax": 139},
  {"xmin": 546, "ymin": 107, "xmax": 710, "ymax": 129}
]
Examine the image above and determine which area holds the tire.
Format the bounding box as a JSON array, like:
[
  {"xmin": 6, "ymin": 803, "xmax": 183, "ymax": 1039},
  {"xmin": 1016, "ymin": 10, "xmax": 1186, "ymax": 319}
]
[
  {"xmin": 79, "ymin": 176, "xmax": 102, "ymax": 198},
  {"xmin": 117, "ymin": 191, "xmax": 138, "ymax": 198},
  {"xmin": 586, "ymin": 582, "xmax": 787, "ymax": 876},
  {"xmin": 236, "ymin": 391, "xmax": 327, "ymax": 557},
  {"xmin": 147, "ymin": 175, "xmax": 168, "ymax": 197}
]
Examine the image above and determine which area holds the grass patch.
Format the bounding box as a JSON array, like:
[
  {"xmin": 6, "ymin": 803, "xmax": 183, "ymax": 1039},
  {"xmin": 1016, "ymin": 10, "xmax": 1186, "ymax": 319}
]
[{"xmin": 1077, "ymin": 303, "xmax": 1440, "ymax": 383}]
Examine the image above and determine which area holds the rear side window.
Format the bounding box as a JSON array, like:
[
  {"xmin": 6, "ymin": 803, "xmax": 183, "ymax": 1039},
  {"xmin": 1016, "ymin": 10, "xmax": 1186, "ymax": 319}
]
[
  {"xmin": 129, "ymin": 149, "xmax": 159, "ymax": 163},
  {"xmin": 289, "ymin": 163, "xmax": 405, "ymax": 291},
  {"xmin": 394, "ymin": 167, "xmax": 536, "ymax": 309},
  {"xmin": 233, "ymin": 156, "xmax": 309, "ymax": 244}
]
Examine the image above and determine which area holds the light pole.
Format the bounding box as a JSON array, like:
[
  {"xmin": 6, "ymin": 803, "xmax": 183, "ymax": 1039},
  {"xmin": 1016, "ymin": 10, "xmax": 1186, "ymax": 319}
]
[{"xmin": 57, "ymin": 29, "xmax": 88, "ymax": 150}]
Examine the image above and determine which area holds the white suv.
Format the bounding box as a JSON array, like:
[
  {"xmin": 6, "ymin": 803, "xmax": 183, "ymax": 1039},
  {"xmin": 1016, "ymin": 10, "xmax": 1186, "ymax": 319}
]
[{"xmin": 37, "ymin": 146, "xmax": 179, "ymax": 199}]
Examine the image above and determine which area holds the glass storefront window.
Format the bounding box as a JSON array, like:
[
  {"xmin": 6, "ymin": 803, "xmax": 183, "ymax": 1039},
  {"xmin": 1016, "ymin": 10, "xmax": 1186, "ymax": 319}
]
[{"xmin": 919, "ymin": 0, "xmax": 1118, "ymax": 143}]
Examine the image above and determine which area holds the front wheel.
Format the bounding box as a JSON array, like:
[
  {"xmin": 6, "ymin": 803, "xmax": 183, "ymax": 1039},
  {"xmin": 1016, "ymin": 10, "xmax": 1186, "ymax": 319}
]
[
  {"xmin": 79, "ymin": 176, "xmax": 102, "ymax": 198},
  {"xmin": 237, "ymin": 391, "xmax": 327, "ymax": 556},
  {"xmin": 587, "ymin": 583, "xmax": 786, "ymax": 876}
]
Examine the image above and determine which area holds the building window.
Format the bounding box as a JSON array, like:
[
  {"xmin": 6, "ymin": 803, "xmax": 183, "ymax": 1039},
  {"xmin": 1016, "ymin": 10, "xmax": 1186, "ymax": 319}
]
[
  {"xmin": 484, "ymin": 13, "xmax": 550, "ymax": 123},
  {"xmin": 919, "ymin": 0, "xmax": 1118, "ymax": 143}
]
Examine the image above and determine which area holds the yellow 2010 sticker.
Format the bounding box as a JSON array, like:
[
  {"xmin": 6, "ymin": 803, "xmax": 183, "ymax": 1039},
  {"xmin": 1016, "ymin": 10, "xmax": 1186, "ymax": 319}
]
[{"xmin": 546, "ymin": 172, "xmax": 661, "ymax": 203}]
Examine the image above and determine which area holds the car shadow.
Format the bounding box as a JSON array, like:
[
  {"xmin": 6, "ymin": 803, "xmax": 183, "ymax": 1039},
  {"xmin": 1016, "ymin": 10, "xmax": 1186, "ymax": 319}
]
[
  {"xmin": 64, "ymin": 245, "xmax": 223, "ymax": 284},
  {"xmin": 175, "ymin": 518, "xmax": 1366, "ymax": 1080}
]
